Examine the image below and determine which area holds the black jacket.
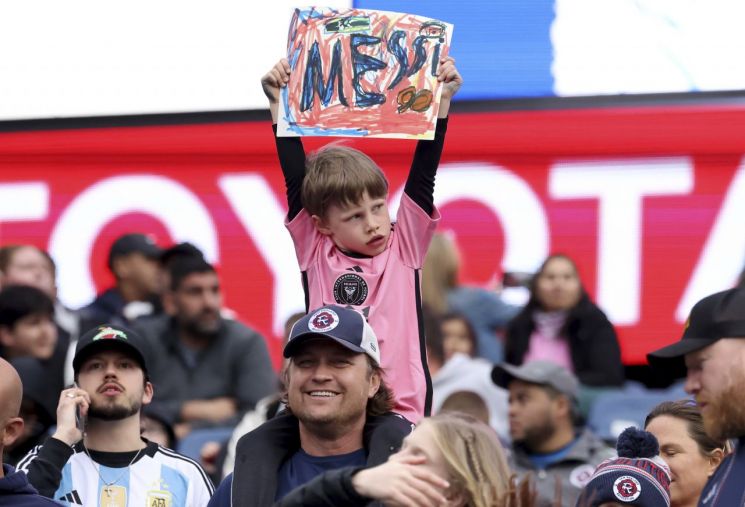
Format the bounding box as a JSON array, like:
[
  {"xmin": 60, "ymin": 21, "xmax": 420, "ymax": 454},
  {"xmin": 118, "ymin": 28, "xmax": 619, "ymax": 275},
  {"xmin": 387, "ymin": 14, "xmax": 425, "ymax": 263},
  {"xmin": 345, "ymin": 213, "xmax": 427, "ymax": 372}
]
[
  {"xmin": 230, "ymin": 412, "xmax": 412, "ymax": 507},
  {"xmin": 504, "ymin": 298, "xmax": 624, "ymax": 387}
]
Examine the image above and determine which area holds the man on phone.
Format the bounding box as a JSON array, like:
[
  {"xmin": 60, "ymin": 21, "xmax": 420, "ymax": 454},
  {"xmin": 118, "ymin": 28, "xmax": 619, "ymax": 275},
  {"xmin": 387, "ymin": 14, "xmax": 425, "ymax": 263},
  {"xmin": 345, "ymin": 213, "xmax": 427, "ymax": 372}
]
[{"xmin": 16, "ymin": 324, "xmax": 214, "ymax": 506}]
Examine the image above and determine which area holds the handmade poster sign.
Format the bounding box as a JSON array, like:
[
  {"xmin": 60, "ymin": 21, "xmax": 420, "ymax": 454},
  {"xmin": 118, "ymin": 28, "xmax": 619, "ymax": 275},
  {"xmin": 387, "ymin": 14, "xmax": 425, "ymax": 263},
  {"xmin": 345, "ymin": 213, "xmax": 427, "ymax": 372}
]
[{"xmin": 277, "ymin": 7, "xmax": 453, "ymax": 139}]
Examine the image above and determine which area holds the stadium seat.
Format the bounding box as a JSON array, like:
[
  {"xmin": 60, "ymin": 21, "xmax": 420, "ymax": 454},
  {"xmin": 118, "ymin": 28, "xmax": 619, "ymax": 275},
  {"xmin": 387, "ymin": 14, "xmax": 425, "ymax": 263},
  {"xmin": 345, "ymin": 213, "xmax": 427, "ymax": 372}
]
[
  {"xmin": 587, "ymin": 389, "xmax": 674, "ymax": 443},
  {"xmin": 176, "ymin": 426, "xmax": 235, "ymax": 461}
]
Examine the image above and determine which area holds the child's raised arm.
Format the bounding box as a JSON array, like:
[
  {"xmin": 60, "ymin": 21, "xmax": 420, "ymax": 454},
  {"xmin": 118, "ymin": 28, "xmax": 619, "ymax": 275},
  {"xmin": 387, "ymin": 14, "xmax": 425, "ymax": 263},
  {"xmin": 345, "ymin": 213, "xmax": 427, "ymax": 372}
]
[
  {"xmin": 403, "ymin": 57, "xmax": 462, "ymax": 216},
  {"xmin": 261, "ymin": 58, "xmax": 291, "ymax": 124},
  {"xmin": 262, "ymin": 58, "xmax": 306, "ymax": 220}
]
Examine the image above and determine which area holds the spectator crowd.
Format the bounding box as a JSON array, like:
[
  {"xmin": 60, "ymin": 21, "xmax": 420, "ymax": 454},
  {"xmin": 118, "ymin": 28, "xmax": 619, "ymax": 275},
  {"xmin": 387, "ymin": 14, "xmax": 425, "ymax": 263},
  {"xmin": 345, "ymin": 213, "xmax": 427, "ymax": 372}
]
[{"xmin": 2, "ymin": 56, "xmax": 745, "ymax": 507}]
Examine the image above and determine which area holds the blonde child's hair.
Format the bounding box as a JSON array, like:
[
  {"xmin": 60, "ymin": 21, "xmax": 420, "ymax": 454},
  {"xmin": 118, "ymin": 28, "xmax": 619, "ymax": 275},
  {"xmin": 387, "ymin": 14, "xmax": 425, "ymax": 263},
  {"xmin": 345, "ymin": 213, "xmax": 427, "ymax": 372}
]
[
  {"xmin": 301, "ymin": 145, "xmax": 388, "ymax": 219},
  {"xmin": 425, "ymin": 412, "xmax": 521, "ymax": 507}
]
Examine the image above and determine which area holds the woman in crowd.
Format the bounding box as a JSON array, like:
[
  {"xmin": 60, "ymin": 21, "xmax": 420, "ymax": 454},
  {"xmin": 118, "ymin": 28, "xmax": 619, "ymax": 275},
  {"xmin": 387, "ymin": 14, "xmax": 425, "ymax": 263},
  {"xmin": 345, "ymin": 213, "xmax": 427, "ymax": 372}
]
[
  {"xmin": 644, "ymin": 400, "xmax": 729, "ymax": 507},
  {"xmin": 422, "ymin": 232, "xmax": 519, "ymax": 364},
  {"xmin": 274, "ymin": 412, "xmax": 534, "ymax": 507},
  {"xmin": 504, "ymin": 253, "xmax": 624, "ymax": 386}
]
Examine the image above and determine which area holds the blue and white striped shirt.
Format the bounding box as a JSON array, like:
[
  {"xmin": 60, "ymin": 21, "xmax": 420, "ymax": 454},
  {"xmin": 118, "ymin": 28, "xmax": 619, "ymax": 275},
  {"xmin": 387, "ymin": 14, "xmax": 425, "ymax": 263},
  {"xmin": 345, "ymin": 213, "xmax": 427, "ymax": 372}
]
[{"xmin": 17, "ymin": 438, "xmax": 213, "ymax": 507}]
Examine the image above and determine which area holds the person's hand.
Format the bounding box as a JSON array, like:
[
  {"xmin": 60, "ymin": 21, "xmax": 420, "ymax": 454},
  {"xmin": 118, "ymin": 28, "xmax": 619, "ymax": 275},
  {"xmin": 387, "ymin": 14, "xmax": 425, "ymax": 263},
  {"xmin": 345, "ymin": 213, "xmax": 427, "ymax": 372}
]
[
  {"xmin": 351, "ymin": 455, "xmax": 450, "ymax": 507},
  {"xmin": 261, "ymin": 58, "xmax": 291, "ymax": 105},
  {"xmin": 200, "ymin": 441, "xmax": 222, "ymax": 476},
  {"xmin": 51, "ymin": 386, "xmax": 90, "ymax": 446},
  {"xmin": 437, "ymin": 56, "xmax": 462, "ymax": 101}
]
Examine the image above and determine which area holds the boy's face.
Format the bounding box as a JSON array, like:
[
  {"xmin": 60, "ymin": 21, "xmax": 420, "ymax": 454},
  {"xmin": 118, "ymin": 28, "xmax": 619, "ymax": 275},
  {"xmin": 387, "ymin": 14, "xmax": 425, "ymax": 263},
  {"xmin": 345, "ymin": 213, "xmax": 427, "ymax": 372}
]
[
  {"xmin": 314, "ymin": 192, "xmax": 392, "ymax": 257},
  {"xmin": 0, "ymin": 313, "xmax": 57, "ymax": 360}
]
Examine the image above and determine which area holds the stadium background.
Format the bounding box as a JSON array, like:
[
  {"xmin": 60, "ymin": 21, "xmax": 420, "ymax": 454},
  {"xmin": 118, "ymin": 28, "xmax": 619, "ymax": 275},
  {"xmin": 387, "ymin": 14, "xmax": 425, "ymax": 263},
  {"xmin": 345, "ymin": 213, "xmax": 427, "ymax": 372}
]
[{"xmin": 1, "ymin": 0, "xmax": 744, "ymax": 368}]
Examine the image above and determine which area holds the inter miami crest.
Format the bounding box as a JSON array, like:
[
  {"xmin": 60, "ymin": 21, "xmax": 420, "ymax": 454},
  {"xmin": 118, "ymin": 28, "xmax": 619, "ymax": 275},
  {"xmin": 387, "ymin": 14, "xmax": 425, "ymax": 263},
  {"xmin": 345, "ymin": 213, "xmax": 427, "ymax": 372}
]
[{"xmin": 333, "ymin": 273, "xmax": 368, "ymax": 305}]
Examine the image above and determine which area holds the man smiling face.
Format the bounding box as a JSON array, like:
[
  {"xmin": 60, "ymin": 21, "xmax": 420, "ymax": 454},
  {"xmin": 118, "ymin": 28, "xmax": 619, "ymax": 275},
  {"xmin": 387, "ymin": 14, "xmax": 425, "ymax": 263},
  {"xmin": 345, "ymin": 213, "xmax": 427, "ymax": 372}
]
[{"xmin": 286, "ymin": 338, "xmax": 380, "ymax": 437}]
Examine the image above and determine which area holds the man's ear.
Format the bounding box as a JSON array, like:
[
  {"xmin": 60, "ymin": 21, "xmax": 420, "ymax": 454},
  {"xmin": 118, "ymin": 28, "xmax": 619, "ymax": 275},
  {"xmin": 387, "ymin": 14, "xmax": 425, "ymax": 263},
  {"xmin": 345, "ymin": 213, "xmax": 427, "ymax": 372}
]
[
  {"xmin": 2, "ymin": 417, "xmax": 24, "ymax": 448},
  {"xmin": 708, "ymin": 448, "xmax": 726, "ymax": 476},
  {"xmin": 142, "ymin": 381, "xmax": 154, "ymax": 405},
  {"xmin": 554, "ymin": 394, "xmax": 571, "ymax": 420},
  {"xmin": 311, "ymin": 215, "xmax": 333, "ymax": 236},
  {"xmin": 367, "ymin": 370, "xmax": 381, "ymax": 398}
]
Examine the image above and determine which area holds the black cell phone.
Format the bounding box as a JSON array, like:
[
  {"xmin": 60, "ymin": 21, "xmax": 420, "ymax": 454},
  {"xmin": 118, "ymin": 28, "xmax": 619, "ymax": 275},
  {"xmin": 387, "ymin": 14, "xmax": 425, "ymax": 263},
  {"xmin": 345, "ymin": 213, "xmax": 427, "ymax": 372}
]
[{"xmin": 73, "ymin": 383, "xmax": 86, "ymax": 433}]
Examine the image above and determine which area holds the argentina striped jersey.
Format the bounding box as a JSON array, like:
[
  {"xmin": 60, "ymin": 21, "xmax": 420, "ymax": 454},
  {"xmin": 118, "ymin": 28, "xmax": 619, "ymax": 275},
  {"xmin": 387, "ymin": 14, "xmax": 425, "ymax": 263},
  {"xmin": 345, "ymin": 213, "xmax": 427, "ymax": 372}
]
[{"xmin": 17, "ymin": 438, "xmax": 213, "ymax": 507}]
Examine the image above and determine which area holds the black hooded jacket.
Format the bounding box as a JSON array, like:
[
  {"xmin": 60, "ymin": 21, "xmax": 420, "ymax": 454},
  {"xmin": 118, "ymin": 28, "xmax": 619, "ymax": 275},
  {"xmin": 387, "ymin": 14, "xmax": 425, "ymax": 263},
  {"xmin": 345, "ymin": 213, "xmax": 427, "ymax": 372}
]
[{"xmin": 504, "ymin": 296, "xmax": 624, "ymax": 387}]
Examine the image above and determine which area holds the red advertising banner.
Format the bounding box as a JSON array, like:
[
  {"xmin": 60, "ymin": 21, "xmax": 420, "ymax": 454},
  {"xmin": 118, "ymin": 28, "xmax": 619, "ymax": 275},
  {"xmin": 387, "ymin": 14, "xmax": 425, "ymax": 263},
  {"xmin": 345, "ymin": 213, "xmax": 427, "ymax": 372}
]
[{"xmin": 2, "ymin": 105, "xmax": 745, "ymax": 367}]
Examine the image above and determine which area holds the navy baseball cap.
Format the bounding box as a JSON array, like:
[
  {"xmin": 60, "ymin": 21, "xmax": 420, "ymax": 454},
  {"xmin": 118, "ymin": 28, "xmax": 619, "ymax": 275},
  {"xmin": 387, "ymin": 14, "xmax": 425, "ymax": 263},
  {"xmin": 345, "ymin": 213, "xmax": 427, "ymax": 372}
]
[
  {"xmin": 107, "ymin": 233, "xmax": 162, "ymax": 269},
  {"xmin": 73, "ymin": 324, "xmax": 150, "ymax": 375},
  {"xmin": 648, "ymin": 288, "xmax": 745, "ymax": 378},
  {"xmin": 284, "ymin": 305, "xmax": 380, "ymax": 366}
]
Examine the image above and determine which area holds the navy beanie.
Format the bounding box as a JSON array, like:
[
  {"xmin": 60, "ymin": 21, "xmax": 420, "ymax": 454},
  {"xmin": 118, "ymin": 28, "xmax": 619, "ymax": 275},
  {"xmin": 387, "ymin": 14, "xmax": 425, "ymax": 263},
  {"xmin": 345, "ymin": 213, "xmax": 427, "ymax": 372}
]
[{"xmin": 576, "ymin": 427, "xmax": 671, "ymax": 506}]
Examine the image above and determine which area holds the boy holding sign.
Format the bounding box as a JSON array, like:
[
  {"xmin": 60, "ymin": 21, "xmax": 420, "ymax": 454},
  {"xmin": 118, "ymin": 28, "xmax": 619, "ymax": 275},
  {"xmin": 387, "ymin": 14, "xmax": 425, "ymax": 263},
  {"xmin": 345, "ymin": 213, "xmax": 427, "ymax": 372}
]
[{"xmin": 262, "ymin": 53, "xmax": 461, "ymax": 423}]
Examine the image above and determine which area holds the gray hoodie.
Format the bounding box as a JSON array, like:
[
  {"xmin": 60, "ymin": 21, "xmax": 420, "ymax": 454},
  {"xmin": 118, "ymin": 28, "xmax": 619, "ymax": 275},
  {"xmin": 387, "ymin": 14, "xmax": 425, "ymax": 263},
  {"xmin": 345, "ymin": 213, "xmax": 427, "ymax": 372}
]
[{"xmin": 510, "ymin": 428, "xmax": 614, "ymax": 507}]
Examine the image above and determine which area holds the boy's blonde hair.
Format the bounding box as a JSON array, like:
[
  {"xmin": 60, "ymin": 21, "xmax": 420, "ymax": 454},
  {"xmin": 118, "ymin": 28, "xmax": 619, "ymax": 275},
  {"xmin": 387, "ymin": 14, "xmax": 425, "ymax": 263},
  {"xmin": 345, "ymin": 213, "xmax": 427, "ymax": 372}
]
[
  {"xmin": 301, "ymin": 145, "xmax": 389, "ymax": 219},
  {"xmin": 426, "ymin": 412, "xmax": 515, "ymax": 507}
]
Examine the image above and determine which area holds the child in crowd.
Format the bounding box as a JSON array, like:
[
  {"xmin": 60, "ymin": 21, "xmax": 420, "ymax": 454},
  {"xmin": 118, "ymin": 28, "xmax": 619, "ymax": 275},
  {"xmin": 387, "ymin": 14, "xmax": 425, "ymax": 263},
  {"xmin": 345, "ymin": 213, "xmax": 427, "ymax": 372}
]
[
  {"xmin": 440, "ymin": 312, "xmax": 479, "ymax": 361},
  {"xmin": 261, "ymin": 55, "xmax": 462, "ymax": 422}
]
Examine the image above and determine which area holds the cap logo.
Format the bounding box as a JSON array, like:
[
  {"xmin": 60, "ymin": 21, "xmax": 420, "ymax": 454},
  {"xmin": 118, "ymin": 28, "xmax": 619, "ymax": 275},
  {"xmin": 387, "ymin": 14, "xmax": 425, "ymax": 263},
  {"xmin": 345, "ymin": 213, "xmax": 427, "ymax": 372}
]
[
  {"xmin": 92, "ymin": 326, "xmax": 128, "ymax": 342},
  {"xmin": 613, "ymin": 475, "xmax": 642, "ymax": 502},
  {"xmin": 308, "ymin": 309, "xmax": 340, "ymax": 333}
]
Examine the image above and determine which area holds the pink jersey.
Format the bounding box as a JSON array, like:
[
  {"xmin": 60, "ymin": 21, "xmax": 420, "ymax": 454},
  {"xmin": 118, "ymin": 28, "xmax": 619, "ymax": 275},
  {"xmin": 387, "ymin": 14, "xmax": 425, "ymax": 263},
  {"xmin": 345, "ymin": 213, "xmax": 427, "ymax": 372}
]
[{"xmin": 287, "ymin": 193, "xmax": 439, "ymax": 422}]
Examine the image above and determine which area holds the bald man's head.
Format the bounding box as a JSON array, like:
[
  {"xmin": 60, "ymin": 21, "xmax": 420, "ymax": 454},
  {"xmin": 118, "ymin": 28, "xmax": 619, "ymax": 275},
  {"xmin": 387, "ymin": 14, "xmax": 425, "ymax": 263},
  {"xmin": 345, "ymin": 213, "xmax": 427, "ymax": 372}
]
[
  {"xmin": 0, "ymin": 358, "xmax": 25, "ymax": 467},
  {"xmin": 0, "ymin": 358, "xmax": 22, "ymax": 423}
]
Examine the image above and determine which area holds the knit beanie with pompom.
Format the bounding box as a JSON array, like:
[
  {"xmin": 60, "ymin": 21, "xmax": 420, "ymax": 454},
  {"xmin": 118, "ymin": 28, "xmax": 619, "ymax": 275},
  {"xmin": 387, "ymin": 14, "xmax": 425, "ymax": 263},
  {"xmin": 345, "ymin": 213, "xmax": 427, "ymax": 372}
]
[{"xmin": 576, "ymin": 427, "xmax": 671, "ymax": 506}]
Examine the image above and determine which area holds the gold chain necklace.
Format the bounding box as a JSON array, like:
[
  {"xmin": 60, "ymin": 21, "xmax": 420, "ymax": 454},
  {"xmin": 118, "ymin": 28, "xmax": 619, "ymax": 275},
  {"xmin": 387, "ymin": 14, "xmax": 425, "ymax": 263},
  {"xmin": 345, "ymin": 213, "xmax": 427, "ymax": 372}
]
[{"xmin": 82, "ymin": 444, "xmax": 143, "ymax": 498}]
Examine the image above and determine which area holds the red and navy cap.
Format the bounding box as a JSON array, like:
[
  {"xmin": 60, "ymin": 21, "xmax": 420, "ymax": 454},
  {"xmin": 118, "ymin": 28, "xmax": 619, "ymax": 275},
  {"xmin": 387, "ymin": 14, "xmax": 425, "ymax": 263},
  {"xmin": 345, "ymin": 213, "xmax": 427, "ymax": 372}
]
[
  {"xmin": 648, "ymin": 288, "xmax": 745, "ymax": 378},
  {"xmin": 73, "ymin": 324, "xmax": 150, "ymax": 375},
  {"xmin": 284, "ymin": 305, "xmax": 380, "ymax": 366}
]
